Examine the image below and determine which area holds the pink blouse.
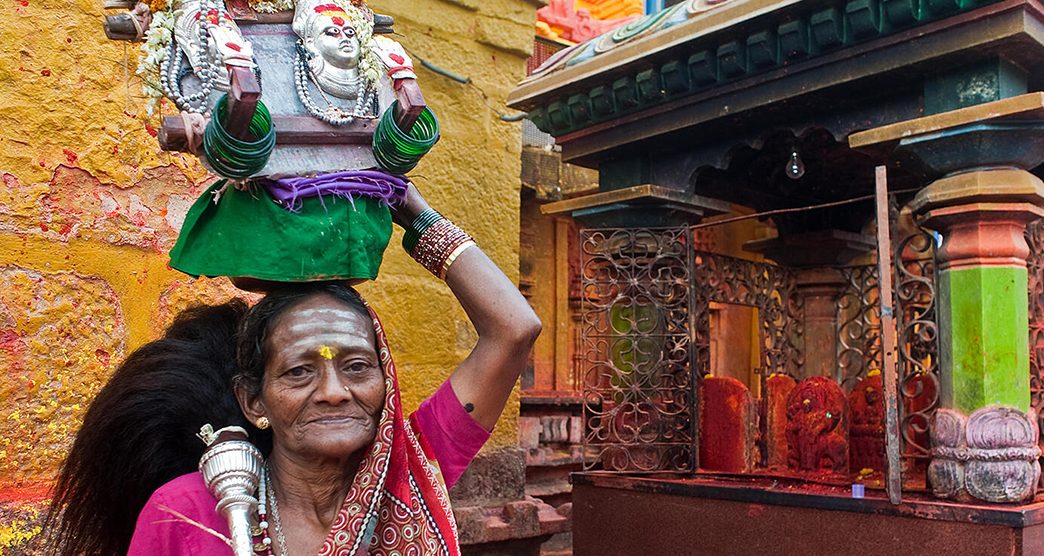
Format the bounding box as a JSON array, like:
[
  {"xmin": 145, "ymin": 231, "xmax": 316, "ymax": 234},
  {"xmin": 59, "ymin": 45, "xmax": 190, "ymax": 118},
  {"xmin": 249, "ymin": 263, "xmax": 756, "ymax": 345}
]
[{"xmin": 126, "ymin": 379, "xmax": 489, "ymax": 555}]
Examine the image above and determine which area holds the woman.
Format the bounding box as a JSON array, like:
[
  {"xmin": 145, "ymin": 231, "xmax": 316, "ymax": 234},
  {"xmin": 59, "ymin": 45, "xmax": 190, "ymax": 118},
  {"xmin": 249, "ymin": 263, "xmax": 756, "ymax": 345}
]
[{"xmin": 43, "ymin": 185, "xmax": 540, "ymax": 555}]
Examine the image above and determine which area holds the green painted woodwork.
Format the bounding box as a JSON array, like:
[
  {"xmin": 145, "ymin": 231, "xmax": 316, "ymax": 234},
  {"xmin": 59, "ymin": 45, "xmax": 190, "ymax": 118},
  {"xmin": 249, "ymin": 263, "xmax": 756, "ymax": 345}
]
[
  {"xmin": 778, "ymin": 20, "xmax": 810, "ymax": 60},
  {"xmin": 938, "ymin": 266, "xmax": 1030, "ymax": 413},
  {"xmin": 924, "ymin": 58, "xmax": 1028, "ymax": 114},
  {"xmin": 747, "ymin": 30, "xmax": 779, "ymax": 69},
  {"xmin": 600, "ymin": 156, "xmax": 651, "ymax": 191},
  {"xmin": 527, "ymin": 0, "xmax": 1007, "ymax": 136}
]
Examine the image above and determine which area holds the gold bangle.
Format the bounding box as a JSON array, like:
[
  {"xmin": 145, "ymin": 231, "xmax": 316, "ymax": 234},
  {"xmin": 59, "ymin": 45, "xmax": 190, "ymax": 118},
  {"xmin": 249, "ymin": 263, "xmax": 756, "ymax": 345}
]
[{"xmin": 440, "ymin": 240, "xmax": 476, "ymax": 280}]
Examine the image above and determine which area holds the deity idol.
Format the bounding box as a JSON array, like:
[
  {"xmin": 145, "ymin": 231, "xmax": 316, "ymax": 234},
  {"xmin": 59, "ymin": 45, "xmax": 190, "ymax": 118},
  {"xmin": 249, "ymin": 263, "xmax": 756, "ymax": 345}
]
[
  {"xmin": 168, "ymin": 0, "xmax": 256, "ymax": 110},
  {"xmin": 292, "ymin": 0, "xmax": 416, "ymax": 124},
  {"xmin": 126, "ymin": 0, "xmax": 440, "ymax": 285}
]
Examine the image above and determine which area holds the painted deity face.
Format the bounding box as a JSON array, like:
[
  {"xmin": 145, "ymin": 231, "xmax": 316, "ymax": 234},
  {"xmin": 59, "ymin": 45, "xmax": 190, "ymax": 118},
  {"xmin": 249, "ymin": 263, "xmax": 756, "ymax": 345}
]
[
  {"xmin": 313, "ymin": 14, "xmax": 361, "ymax": 70},
  {"xmin": 256, "ymin": 294, "xmax": 385, "ymax": 461}
]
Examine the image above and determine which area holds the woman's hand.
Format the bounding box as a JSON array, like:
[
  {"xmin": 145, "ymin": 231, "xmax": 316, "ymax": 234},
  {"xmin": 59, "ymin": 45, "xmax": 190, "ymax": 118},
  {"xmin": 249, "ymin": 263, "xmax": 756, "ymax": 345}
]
[{"xmin": 391, "ymin": 183, "xmax": 431, "ymax": 229}]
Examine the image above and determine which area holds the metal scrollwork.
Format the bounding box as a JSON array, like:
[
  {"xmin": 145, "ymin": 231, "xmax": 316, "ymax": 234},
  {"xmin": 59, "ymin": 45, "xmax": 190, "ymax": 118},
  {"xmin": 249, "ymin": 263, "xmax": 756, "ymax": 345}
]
[
  {"xmin": 836, "ymin": 266, "xmax": 882, "ymax": 389},
  {"xmin": 1026, "ymin": 219, "xmax": 1044, "ymax": 436},
  {"xmin": 692, "ymin": 252, "xmax": 803, "ymax": 383},
  {"xmin": 580, "ymin": 227, "xmax": 695, "ymax": 472},
  {"xmin": 895, "ymin": 226, "xmax": 940, "ymax": 465}
]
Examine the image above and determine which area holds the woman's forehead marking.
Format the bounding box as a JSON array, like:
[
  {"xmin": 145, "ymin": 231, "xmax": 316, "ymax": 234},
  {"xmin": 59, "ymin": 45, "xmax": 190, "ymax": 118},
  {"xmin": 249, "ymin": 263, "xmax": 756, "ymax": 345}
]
[
  {"xmin": 272, "ymin": 303, "xmax": 376, "ymax": 350},
  {"xmin": 317, "ymin": 345, "xmax": 337, "ymax": 359}
]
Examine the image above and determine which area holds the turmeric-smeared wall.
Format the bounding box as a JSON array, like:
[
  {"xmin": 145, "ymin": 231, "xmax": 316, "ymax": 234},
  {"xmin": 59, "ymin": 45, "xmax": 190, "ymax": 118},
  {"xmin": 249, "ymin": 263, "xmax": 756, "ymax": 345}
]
[{"xmin": 0, "ymin": 0, "xmax": 534, "ymax": 549}]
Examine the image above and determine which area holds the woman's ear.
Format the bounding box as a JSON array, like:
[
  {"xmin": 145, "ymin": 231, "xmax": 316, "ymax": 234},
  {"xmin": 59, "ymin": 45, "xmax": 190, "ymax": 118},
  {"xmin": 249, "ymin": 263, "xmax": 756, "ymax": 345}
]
[{"xmin": 234, "ymin": 378, "xmax": 266, "ymax": 424}]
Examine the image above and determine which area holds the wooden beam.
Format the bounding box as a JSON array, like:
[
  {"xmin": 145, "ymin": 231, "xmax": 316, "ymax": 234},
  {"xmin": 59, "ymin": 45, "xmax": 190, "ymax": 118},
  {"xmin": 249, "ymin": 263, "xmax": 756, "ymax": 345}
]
[
  {"xmin": 103, "ymin": 10, "xmax": 149, "ymax": 41},
  {"xmin": 849, "ymin": 92, "xmax": 1044, "ymax": 149},
  {"xmin": 540, "ymin": 184, "xmax": 732, "ymax": 216},
  {"xmin": 874, "ymin": 165, "xmax": 903, "ymax": 505},
  {"xmin": 225, "ymin": 66, "xmax": 261, "ymax": 140},
  {"xmin": 234, "ymin": 10, "xmax": 394, "ymax": 33},
  {"xmin": 393, "ymin": 79, "xmax": 426, "ymax": 133},
  {"xmin": 159, "ymin": 115, "xmax": 377, "ymax": 152}
]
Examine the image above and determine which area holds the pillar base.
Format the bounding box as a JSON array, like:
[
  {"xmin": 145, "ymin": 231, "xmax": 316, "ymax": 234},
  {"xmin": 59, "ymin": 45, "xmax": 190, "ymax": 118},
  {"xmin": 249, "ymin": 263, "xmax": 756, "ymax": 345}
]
[{"xmin": 929, "ymin": 406, "xmax": 1041, "ymax": 503}]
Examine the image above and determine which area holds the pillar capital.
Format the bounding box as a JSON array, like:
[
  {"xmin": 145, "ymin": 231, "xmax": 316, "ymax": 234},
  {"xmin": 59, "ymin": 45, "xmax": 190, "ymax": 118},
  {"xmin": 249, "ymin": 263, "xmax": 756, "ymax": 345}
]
[
  {"xmin": 910, "ymin": 168, "xmax": 1044, "ymax": 215},
  {"xmin": 912, "ymin": 170, "xmax": 1044, "ymax": 272},
  {"xmin": 744, "ymin": 229, "xmax": 874, "ymax": 268}
]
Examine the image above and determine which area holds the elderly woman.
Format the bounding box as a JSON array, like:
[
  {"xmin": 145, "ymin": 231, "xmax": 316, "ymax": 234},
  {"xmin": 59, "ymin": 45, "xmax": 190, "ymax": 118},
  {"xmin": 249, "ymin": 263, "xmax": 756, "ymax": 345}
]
[{"xmin": 43, "ymin": 185, "xmax": 540, "ymax": 556}]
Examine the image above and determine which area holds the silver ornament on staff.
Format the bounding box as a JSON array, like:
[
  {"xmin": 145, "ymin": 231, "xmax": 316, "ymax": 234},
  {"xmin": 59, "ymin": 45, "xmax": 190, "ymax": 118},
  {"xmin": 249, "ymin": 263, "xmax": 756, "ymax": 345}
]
[{"xmin": 197, "ymin": 424, "xmax": 264, "ymax": 556}]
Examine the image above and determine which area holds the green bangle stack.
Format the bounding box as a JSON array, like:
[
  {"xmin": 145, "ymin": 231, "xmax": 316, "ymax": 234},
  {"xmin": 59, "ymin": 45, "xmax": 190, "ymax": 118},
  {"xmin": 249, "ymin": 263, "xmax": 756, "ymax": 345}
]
[
  {"xmin": 402, "ymin": 208, "xmax": 442, "ymax": 253},
  {"xmin": 203, "ymin": 94, "xmax": 277, "ymax": 179},
  {"xmin": 373, "ymin": 101, "xmax": 440, "ymax": 175}
]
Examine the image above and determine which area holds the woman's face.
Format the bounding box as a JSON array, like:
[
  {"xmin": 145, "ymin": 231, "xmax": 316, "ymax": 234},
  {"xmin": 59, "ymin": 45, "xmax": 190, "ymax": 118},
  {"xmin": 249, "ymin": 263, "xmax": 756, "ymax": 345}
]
[{"xmin": 250, "ymin": 294, "xmax": 385, "ymax": 462}]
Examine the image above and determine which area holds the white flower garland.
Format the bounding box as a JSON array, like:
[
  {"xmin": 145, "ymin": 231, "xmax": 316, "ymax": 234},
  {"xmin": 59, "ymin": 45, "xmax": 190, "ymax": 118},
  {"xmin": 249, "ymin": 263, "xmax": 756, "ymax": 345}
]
[
  {"xmin": 136, "ymin": 9, "xmax": 175, "ymax": 116},
  {"xmin": 135, "ymin": 1, "xmax": 383, "ymax": 115},
  {"xmin": 249, "ymin": 0, "xmax": 294, "ymax": 13}
]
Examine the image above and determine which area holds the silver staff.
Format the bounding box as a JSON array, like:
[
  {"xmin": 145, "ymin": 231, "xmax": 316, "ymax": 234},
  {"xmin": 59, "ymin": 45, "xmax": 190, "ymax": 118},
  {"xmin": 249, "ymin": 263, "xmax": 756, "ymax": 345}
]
[{"xmin": 198, "ymin": 425, "xmax": 264, "ymax": 556}]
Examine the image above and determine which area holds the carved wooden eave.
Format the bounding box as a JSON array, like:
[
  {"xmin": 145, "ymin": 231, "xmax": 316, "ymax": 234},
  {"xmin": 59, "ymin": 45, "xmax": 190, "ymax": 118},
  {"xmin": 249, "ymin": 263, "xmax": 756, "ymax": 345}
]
[{"xmin": 507, "ymin": 0, "xmax": 1044, "ymax": 169}]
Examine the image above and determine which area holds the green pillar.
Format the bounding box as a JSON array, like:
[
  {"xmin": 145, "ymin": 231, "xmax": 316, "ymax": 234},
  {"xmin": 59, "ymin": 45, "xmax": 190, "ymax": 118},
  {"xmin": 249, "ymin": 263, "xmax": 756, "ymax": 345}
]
[
  {"xmin": 851, "ymin": 94, "xmax": 1044, "ymax": 503},
  {"xmin": 913, "ymin": 169, "xmax": 1044, "ymax": 414}
]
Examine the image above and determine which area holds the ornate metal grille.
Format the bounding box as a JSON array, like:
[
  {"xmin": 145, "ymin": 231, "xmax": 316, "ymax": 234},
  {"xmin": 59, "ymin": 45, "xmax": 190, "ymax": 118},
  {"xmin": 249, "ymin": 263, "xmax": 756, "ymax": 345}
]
[
  {"xmin": 894, "ymin": 226, "xmax": 939, "ymax": 465},
  {"xmin": 579, "ymin": 227, "xmax": 695, "ymax": 472},
  {"xmin": 1027, "ymin": 219, "xmax": 1044, "ymax": 432},
  {"xmin": 834, "ymin": 225, "xmax": 939, "ymax": 471},
  {"xmin": 836, "ymin": 266, "xmax": 882, "ymax": 390},
  {"xmin": 691, "ymin": 252, "xmax": 803, "ymax": 383}
]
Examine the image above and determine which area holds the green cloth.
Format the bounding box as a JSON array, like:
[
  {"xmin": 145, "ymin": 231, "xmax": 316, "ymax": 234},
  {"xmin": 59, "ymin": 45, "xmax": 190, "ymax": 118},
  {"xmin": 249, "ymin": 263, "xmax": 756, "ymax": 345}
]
[{"xmin": 169, "ymin": 181, "xmax": 392, "ymax": 282}]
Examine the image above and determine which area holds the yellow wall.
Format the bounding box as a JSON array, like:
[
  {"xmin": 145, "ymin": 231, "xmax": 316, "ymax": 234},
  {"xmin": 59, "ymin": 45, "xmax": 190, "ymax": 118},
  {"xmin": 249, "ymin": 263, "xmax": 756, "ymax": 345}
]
[{"xmin": 0, "ymin": 0, "xmax": 535, "ymax": 533}]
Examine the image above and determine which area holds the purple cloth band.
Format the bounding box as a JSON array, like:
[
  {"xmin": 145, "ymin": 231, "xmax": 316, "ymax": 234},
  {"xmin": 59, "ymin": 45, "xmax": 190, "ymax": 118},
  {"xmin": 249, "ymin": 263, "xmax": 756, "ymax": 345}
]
[{"xmin": 259, "ymin": 170, "xmax": 410, "ymax": 212}]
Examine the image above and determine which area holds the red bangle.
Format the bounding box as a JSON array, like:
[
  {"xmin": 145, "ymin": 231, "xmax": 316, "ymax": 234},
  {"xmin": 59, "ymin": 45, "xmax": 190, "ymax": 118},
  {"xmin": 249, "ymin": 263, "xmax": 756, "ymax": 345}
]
[{"xmin": 410, "ymin": 218, "xmax": 474, "ymax": 279}]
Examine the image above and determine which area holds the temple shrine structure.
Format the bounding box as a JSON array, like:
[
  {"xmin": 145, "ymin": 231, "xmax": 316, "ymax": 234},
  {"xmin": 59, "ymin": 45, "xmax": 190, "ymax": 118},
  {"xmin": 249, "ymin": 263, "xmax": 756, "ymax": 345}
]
[{"xmin": 511, "ymin": 0, "xmax": 1044, "ymax": 553}]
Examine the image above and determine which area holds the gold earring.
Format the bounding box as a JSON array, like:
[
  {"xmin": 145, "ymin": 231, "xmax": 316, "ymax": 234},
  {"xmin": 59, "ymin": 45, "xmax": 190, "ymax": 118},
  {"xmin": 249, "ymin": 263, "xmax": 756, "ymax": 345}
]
[{"xmin": 256, "ymin": 416, "xmax": 270, "ymax": 430}]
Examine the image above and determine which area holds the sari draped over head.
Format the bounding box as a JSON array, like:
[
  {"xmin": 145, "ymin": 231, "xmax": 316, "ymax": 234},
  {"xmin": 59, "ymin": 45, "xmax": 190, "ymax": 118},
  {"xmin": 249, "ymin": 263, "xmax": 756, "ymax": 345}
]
[{"xmin": 319, "ymin": 300, "xmax": 460, "ymax": 556}]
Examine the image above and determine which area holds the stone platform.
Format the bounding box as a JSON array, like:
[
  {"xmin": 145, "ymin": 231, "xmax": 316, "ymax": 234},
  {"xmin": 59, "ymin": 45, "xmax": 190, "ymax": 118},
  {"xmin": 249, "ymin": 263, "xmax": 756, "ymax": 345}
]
[{"xmin": 572, "ymin": 472, "xmax": 1044, "ymax": 555}]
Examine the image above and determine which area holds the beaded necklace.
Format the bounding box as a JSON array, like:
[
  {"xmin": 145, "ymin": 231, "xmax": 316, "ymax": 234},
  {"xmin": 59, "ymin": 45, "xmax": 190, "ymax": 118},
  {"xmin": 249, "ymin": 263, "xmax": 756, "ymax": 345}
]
[
  {"xmin": 264, "ymin": 465, "xmax": 292, "ymax": 556},
  {"xmin": 161, "ymin": 0, "xmax": 255, "ymax": 113},
  {"xmin": 253, "ymin": 465, "xmax": 275, "ymax": 555},
  {"xmin": 294, "ymin": 41, "xmax": 377, "ymax": 126},
  {"xmin": 161, "ymin": 0, "xmax": 222, "ymax": 113}
]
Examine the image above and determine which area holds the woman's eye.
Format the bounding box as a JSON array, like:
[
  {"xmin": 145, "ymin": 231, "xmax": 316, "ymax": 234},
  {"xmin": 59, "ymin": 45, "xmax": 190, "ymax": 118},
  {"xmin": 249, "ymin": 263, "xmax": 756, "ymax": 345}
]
[
  {"xmin": 285, "ymin": 366, "xmax": 310, "ymax": 378},
  {"xmin": 344, "ymin": 361, "xmax": 373, "ymax": 374},
  {"xmin": 344, "ymin": 28, "xmax": 356, "ymax": 37},
  {"xmin": 324, "ymin": 27, "xmax": 340, "ymax": 37}
]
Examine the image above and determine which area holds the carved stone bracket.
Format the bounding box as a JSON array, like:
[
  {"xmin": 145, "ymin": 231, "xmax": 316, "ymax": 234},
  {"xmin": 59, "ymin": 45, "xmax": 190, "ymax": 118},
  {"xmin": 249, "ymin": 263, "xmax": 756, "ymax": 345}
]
[{"xmin": 928, "ymin": 406, "xmax": 1041, "ymax": 503}]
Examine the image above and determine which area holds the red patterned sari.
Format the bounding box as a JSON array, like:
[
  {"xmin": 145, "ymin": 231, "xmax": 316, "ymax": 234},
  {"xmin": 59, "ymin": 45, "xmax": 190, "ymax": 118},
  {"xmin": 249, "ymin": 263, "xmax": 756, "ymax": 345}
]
[{"xmin": 318, "ymin": 302, "xmax": 461, "ymax": 556}]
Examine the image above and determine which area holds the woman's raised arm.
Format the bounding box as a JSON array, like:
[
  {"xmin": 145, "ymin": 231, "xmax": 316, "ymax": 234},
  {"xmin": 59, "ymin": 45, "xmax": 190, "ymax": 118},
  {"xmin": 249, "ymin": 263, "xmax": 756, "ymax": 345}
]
[{"xmin": 394, "ymin": 185, "xmax": 541, "ymax": 431}]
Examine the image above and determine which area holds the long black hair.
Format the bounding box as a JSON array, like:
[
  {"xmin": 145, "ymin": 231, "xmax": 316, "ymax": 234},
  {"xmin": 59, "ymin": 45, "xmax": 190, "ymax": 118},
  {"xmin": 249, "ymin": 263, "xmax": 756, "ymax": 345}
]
[
  {"xmin": 43, "ymin": 300, "xmax": 250, "ymax": 556},
  {"xmin": 43, "ymin": 283, "xmax": 369, "ymax": 555}
]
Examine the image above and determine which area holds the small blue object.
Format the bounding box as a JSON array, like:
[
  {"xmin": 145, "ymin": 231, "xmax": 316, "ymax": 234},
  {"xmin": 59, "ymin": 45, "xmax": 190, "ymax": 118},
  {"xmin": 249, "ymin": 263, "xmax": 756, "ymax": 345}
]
[
  {"xmin": 645, "ymin": 0, "xmax": 665, "ymax": 14},
  {"xmin": 852, "ymin": 484, "xmax": 865, "ymax": 498}
]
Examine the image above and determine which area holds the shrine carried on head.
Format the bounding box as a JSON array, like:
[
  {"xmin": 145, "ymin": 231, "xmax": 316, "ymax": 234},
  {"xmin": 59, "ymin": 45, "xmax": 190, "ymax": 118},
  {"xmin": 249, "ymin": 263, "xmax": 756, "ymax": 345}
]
[
  {"xmin": 511, "ymin": 0, "xmax": 1044, "ymax": 552},
  {"xmin": 102, "ymin": 0, "xmax": 437, "ymax": 288}
]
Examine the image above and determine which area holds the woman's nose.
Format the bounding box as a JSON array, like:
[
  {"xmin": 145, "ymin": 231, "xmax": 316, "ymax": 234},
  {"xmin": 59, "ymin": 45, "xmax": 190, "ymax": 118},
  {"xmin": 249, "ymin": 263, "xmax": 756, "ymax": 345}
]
[{"xmin": 314, "ymin": 367, "xmax": 352, "ymax": 402}]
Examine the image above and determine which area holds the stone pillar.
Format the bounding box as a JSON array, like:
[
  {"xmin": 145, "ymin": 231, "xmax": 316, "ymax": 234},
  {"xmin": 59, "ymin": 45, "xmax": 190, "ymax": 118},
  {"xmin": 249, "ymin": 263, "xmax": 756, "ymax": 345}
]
[
  {"xmin": 746, "ymin": 229, "xmax": 874, "ymax": 379},
  {"xmin": 910, "ymin": 170, "xmax": 1044, "ymax": 501},
  {"xmin": 796, "ymin": 268, "xmax": 847, "ymax": 379},
  {"xmin": 851, "ymin": 94, "xmax": 1044, "ymax": 502},
  {"xmin": 911, "ymin": 170, "xmax": 1044, "ymax": 414}
]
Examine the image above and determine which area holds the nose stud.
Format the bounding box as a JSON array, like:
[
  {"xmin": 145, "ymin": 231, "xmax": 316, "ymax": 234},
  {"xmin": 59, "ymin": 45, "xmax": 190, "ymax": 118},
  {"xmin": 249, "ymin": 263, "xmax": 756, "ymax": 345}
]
[{"xmin": 344, "ymin": 386, "xmax": 350, "ymax": 392}]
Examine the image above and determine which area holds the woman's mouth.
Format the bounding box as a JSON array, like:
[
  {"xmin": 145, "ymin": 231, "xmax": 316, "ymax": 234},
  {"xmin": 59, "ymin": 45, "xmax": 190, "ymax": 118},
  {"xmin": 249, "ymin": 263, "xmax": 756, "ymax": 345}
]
[{"xmin": 309, "ymin": 415, "xmax": 364, "ymax": 425}]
